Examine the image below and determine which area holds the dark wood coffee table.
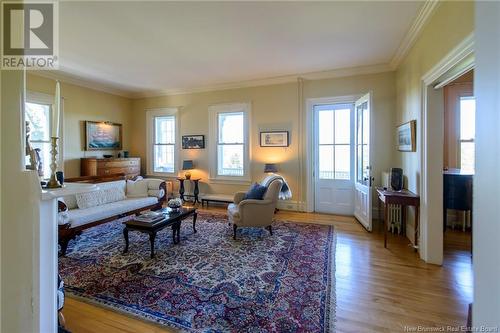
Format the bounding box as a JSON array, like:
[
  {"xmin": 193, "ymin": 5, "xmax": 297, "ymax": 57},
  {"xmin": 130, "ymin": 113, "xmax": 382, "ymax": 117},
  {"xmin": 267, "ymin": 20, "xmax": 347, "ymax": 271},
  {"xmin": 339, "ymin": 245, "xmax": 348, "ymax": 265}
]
[{"xmin": 123, "ymin": 207, "xmax": 197, "ymax": 258}]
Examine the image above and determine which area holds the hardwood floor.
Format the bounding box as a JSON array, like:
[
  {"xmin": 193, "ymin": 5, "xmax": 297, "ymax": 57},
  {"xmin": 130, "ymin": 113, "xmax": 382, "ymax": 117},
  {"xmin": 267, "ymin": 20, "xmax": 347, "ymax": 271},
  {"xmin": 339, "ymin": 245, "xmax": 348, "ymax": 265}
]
[{"xmin": 61, "ymin": 208, "xmax": 472, "ymax": 333}]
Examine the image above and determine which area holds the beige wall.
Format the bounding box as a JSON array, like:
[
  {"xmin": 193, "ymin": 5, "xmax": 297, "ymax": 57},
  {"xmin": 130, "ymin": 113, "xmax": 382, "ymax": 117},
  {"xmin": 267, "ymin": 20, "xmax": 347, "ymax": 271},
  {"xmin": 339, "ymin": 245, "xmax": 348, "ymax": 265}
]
[
  {"xmin": 26, "ymin": 74, "xmax": 133, "ymax": 177},
  {"xmin": 131, "ymin": 71, "xmax": 396, "ymax": 208},
  {"xmin": 395, "ymin": 1, "xmax": 474, "ymax": 240}
]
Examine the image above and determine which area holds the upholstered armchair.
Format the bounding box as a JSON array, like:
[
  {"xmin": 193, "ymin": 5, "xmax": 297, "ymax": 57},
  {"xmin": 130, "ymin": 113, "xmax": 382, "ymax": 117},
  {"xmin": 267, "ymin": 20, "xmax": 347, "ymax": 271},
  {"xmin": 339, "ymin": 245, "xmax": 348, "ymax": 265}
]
[{"xmin": 227, "ymin": 179, "xmax": 283, "ymax": 239}]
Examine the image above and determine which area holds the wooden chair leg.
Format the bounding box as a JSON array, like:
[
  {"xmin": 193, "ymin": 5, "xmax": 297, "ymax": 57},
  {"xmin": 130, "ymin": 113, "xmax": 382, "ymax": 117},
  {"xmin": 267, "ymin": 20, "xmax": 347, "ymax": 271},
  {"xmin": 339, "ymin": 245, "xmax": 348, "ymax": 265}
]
[
  {"xmin": 266, "ymin": 225, "xmax": 273, "ymax": 235},
  {"xmin": 233, "ymin": 224, "xmax": 237, "ymax": 240}
]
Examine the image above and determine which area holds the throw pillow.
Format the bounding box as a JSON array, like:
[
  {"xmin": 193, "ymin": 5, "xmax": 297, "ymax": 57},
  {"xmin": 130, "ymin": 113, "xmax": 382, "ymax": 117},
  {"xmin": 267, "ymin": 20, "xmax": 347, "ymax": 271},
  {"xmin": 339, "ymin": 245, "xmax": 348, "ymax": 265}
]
[
  {"xmin": 99, "ymin": 188, "xmax": 126, "ymax": 205},
  {"xmin": 75, "ymin": 191, "xmax": 101, "ymax": 209},
  {"xmin": 148, "ymin": 189, "xmax": 165, "ymax": 199},
  {"xmin": 61, "ymin": 195, "xmax": 78, "ymax": 210},
  {"xmin": 244, "ymin": 183, "xmax": 267, "ymax": 200},
  {"xmin": 126, "ymin": 179, "xmax": 149, "ymax": 198}
]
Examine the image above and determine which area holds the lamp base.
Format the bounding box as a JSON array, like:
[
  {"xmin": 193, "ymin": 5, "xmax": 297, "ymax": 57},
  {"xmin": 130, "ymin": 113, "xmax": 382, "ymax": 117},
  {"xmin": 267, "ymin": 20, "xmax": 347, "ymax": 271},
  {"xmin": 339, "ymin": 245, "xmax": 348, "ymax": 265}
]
[{"xmin": 46, "ymin": 175, "xmax": 62, "ymax": 188}]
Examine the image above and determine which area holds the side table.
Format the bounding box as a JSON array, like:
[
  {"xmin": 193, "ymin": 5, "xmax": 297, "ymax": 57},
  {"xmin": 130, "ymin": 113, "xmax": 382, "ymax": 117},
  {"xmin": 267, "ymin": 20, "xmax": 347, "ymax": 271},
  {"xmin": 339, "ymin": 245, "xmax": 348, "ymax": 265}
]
[{"xmin": 177, "ymin": 178, "xmax": 201, "ymax": 204}]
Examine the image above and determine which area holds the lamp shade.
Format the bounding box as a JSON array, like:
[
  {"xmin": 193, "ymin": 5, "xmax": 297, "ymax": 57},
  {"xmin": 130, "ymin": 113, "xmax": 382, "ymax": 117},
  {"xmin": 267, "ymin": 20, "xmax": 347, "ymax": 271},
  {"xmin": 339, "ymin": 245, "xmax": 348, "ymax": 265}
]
[
  {"xmin": 264, "ymin": 163, "xmax": 278, "ymax": 173},
  {"xmin": 182, "ymin": 160, "xmax": 194, "ymax": 170}
]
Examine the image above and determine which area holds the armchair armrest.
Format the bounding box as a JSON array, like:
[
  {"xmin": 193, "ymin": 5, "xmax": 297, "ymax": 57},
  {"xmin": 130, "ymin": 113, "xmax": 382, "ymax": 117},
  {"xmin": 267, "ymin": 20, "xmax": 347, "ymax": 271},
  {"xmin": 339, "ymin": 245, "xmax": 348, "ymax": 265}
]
[
  {"xmin": 239, "ymin": 199, "xmax": 272, "ymax": 207},
  {"xmin": 233, "ymin": 191, "xmax": 246, "ymax": 204}
]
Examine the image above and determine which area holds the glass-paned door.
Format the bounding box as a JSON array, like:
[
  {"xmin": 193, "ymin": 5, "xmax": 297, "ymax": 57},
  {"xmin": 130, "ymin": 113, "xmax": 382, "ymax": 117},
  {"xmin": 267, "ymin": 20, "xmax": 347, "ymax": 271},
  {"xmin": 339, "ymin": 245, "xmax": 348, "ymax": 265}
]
[{"xmin": 354, "ymin": 93, "xmax": 372, "ymax": 231}]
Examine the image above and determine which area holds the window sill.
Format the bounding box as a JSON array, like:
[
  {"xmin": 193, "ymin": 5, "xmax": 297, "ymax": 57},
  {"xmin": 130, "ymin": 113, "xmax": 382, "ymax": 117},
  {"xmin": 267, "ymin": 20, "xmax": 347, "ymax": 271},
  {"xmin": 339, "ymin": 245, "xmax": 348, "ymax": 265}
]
[
  {"xmin": 208, "ymin": 177, "xmax": 252, "ymax": 186},
  {"xmin": 146, "ymin": 172, "xmax": 178, "ymax": 179}
]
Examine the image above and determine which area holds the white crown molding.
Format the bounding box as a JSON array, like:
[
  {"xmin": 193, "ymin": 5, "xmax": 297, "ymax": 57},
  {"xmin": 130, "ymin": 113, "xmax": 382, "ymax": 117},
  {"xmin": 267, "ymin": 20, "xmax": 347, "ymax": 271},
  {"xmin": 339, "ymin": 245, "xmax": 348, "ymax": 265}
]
[
  {"xmin": 28, "ymin": 62, "xmax": 393, "ymax": 100},
  {"xmin": 130, "ymin": 63, "xmax": 393, "ymax": 99},
  {"xmin": 422, "ymin": 32, "xmax": 474, "ymax": 86},
  {"xmin": 28, "ymin": 70, "xmax": 134, "ymax": 98},
  {"xmin": 389, "ymin": 0, "xmax": 440, "ymax": 70}
]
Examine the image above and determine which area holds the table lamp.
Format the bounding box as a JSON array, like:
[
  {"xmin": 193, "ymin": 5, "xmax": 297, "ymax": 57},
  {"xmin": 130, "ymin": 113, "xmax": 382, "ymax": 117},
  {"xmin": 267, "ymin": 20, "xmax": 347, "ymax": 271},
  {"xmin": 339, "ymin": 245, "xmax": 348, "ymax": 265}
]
[
  {"xmin": 264, "ymin": 163, "xmax": 278, "ymax": 174},
  {"xmin": 182, "ymin": 160, "xmax": 194, "ymax": 179}
]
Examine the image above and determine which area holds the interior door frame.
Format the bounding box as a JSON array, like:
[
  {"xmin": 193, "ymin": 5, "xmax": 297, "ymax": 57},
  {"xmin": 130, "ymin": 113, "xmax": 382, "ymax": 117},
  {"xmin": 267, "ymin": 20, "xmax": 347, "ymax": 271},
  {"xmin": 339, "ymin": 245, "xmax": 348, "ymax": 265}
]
[
  {"xmin": 420, "ymin": 33, "xmax": 474, "ymax": 264},
  {"xmin": 305, "ymin": 95, "xmax": 362, "ymax": 213}
]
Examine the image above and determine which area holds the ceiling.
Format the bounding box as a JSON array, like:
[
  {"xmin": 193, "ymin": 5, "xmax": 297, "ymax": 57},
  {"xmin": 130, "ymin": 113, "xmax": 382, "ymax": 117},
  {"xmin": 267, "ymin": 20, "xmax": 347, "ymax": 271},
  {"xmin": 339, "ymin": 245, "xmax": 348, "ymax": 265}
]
[{"xmin": 51, "ymin": 1, "xmax": 427, "ymax": 97}]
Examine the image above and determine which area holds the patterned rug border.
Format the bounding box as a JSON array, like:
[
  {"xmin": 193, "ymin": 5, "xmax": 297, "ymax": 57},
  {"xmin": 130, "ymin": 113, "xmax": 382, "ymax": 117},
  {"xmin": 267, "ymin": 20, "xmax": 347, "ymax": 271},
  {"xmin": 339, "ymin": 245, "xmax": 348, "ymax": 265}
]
[{"xmin": 63, "ymin": 213, "xmax": 337, "ymax": 333}]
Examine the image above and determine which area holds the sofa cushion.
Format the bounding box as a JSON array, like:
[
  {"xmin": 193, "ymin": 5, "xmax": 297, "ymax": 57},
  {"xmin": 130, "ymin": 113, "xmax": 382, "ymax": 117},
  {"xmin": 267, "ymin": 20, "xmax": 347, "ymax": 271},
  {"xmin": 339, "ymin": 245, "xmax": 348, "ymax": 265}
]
[
  {"xmin": 244, "ymin": 183, "xmax": 267, "ymax": 200},
  {"xmin": 99, "ymin": 188, "xmax": 126, "ymax": 205},
  {"xmin": 75, "ymin": 191, "xmax": 101, "ymax": 209},
  {"xmin": 148, "ymin": 189, "xmax": 165, "ymax": 199},
  {"xmin": 97, "ymin": 180, "xmax": 127, "ymax": 192},
  {"xmin": 75, "ymin": 187, "xmax": 126, "ymax": 209},
  {"xmin": 126, "ymin": 179, "xmax": 149, "ymax": 198},
  {"xmin": 61, "ymin": 195, "xmax": 78, "ymax": 210},
  {"xmin": 67, "ymin": 197, "xmax": 158, "ymax": 228}
]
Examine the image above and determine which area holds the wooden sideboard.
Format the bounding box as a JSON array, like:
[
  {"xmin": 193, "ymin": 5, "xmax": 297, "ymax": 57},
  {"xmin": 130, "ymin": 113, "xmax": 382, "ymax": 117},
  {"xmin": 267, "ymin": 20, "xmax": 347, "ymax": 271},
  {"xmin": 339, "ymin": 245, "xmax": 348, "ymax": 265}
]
[{"xmin": 81, "ymin": 157, "xmax": 140, "ymax": 179}]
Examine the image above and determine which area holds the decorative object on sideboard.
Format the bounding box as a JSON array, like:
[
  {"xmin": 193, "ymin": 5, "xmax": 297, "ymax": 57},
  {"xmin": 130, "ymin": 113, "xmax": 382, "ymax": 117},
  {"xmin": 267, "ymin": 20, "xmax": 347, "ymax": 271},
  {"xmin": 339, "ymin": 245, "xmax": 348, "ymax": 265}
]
[
  {"xmin": 47, "ymin": 81, "xmax": 62, "ymax": 188},
  {"xmin": 397, "ymin": 120, "xmax": 416, "ymax": 152},
  {"xmin": 123, "ymin": 151, "xmax": 129, "ymax": 158},
  {"xmin": 260, "ymin": 131, "xmax": 289, "ymax": 147},
  {"xmin": 85, "ymin": 120, "xmax": 122, "ymax": 150},
  {"xmin": 182, "ymin": 160, "xmax": 194, "ymax": 179},
  {"xmin": 390, "ymin": 168, "xmax": 403, "ymax": 191},
  {"xmin": 264, "ymin": 163, "xmax": 278, "ymax": 174},
  {"xmin": 182, "ymin": 135, "xmax": 205, "ymax": 149}
]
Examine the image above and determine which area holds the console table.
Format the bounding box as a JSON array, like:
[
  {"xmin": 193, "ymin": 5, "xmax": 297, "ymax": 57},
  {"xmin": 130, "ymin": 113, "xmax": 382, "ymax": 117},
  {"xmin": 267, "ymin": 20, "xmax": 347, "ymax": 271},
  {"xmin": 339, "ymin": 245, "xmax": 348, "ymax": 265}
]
[
  {"xmin": 376, "ymin": 187, "xmax": 420, "ymax": 250},
  {"xmin": 177, "ymin": 178, "xmax": 201, "ymax": 203}
]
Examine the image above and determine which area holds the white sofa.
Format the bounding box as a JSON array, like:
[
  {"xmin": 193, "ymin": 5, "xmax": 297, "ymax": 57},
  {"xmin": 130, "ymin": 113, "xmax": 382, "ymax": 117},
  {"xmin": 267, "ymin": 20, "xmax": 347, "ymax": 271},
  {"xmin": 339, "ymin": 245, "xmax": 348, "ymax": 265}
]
[{"xmin": 58, "ymin": 175, "xmax": 171, "ymax": 255}]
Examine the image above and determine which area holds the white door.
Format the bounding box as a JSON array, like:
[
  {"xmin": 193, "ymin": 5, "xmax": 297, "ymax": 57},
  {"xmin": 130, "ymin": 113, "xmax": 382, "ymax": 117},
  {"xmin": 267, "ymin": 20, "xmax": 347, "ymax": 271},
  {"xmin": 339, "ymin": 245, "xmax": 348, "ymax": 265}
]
[
  {"xmin": 354, "ymin": 93, "xmax": 373, "ymax": 231},
  {"xmin": 314, "ymin": 103, "xmax": 355, "ymax": 215}
]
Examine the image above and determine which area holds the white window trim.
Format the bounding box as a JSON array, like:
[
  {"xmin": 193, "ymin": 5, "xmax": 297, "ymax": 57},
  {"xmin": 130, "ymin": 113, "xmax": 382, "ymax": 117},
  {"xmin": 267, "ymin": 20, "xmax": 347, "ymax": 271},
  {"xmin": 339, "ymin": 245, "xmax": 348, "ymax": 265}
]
[
  {"xmin": 208, "ymin": 102, "xmax": 251, "ymax": 184},
  {"xmin": 146, "ymin": 108, "xmax": 179, "ymax": 177},
  {"xmin": 26, "ymin": 90, "xmax": 64, "ymax": 172}
]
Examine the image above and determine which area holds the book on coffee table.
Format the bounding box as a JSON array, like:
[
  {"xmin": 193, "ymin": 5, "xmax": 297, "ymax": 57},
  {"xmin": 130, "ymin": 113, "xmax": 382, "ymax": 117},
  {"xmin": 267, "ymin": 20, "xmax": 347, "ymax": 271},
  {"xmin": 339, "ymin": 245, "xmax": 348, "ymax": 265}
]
[{"xmin": 134, "ymin": 211, "xmax": 165, "ymax": 223}]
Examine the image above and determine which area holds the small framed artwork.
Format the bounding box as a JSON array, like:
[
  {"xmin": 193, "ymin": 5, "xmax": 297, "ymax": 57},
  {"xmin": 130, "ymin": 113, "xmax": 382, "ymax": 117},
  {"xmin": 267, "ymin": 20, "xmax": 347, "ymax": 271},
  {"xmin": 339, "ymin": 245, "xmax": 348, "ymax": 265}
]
[
  {"xmin": 182, "ymin": 135, "xmax": 205, "ymax": 149},
  {"xmin": 260, "ymin": 131, "xmax": 289, "ymax": 147},
  {"xmin": 85, "ymin": 121, "xmax": 122, "ymax": 150},
  {"xmin": 397, "ymin": 120, "xmax": 416, "ymax": 152}
]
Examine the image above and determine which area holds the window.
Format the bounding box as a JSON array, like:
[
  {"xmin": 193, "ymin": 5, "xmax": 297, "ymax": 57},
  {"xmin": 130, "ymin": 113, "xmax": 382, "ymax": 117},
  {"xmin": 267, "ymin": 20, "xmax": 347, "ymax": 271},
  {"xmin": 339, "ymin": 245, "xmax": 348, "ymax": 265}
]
[
  {"xmin": 316, "ymin": 104, "xmax": 352, "ymax": 180},
  {"xmin": 218, "ymin": 112, "xmax": 244, "ymax": 176},
  {"xmin": 25, "ymin": 92, "xmax": 62, "ymax": 179},
  {"xmin": 25, "ymin": 102, "xmax": 52, "ymax": 178},
  {"xmin": 209, "ymin": 103, "xmax": 250, "ymax": 182},
  {"xmin": 459, "ymin": 96, "xmax": 475, "ymax": 172},
  {"xmin": 147, "ymin": 108, "xmax": 178, "ymax": 175}
]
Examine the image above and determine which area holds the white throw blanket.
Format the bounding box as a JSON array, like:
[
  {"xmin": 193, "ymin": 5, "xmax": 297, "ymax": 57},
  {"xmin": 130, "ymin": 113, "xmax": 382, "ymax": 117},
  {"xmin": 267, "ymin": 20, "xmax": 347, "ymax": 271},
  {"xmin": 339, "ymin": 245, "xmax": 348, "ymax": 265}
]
[{"xmin": 261, "ymin": 174, "xmax": 292, "ymax": 200}]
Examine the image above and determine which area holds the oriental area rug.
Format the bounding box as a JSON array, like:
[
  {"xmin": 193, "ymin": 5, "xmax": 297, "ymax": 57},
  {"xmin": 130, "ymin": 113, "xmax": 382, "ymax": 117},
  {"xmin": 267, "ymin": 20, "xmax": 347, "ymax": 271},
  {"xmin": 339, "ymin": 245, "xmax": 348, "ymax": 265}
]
[{"xmin": 59, "ymin": 211, "xmax": 336, "ymax": 332}]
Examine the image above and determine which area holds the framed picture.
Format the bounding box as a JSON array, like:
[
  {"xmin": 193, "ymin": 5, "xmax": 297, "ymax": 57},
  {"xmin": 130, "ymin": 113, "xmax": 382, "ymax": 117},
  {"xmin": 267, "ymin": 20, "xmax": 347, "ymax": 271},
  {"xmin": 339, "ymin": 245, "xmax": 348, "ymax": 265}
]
[
  {"xmin": 260, "ymin": 131, "xmax": 289, "ymax": 147},
  {"xmin": 85, "ymin": 121, "xmax": 122, "ymax": 150},
  {"xmin": 182, "ymin": 135, "xmax": 205, "ymax": 149},
  {"xmin": 397, "ymin": 120, "xmax": 416, "ymax": 152}
]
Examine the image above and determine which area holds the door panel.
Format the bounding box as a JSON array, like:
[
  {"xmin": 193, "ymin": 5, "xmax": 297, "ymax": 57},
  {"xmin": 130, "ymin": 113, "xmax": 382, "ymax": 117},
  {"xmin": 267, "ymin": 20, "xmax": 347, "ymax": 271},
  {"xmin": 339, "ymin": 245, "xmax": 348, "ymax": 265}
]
[
  {"xmin": 314, "ymin": 103, "xmax": 354, "ymax": 215},
  {"xmin": 354, "ymin": 93, "xmax": 372, "ymax": 231}
]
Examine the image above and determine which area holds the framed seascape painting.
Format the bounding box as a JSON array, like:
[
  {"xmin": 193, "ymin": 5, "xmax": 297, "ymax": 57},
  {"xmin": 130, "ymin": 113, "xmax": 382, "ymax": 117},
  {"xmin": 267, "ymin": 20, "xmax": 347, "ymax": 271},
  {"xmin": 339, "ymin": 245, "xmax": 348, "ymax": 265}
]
[
  {"xmin": 85, "ymin": 121, "xmax": 123, "ymax": 150},
  {"xmin": 182, "ymin": 135, "xmax": 205, "ymax": 149},
  {"xmin": 260, "ymin": 131, "xmax": 289, "ymax": 147},
  {"xmin": 397, "ymin": 120, "xmax": 416, "ymax": 152}
]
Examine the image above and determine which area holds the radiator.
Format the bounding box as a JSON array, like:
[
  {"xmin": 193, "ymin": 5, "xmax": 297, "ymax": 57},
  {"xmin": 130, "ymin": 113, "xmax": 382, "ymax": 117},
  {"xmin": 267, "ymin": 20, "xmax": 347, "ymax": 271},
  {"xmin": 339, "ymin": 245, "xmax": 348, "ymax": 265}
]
[{"xmin": 382, "ymin": 172, "xmax": 403, "ymax": 234}]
